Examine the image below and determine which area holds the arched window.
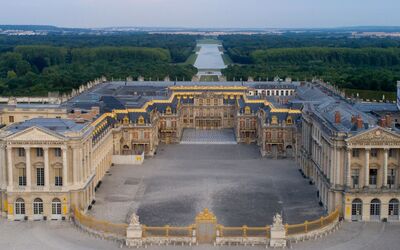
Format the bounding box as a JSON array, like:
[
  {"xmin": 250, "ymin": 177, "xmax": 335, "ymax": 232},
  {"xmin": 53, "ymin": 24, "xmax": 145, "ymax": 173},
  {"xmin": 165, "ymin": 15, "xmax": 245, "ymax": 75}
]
[
  {"xmin": 165, "ymin": 106, "xmax": 172, "ymax": 115},
  {"xmin": 123, "ymin": 115, "xmax": 129, "ymax": 125},
  {"xmin": 52, "ymin": 198, "xmax": 62, "ymax": 216},
  {"xmin": 389, "ymin": 198, "xmax": 399, "ymax": 220},
  {"xmin": 33, "ymin": 198, "xmax": 43, "ymax": 215},
  {"xmin": 286, "ymin": 116, "xmax": 293, "ymax": 125},
  {"xmin": 244, "ymin": 106, "xmax": 251, "ymax": 115},
  {"xmin": 271, "ymin": 116, "xmax": 278, "ymax": 125},
  {"xmin": 370, "ymin": 198, "xmax": 381, "ymax": 221},
  {"xmin": 351, "ymin": 198, "xmax": 362, "ymax": 221},
  {"xmin": 15, "ymin": 198, "xmax": 25, "ymax": 215}
]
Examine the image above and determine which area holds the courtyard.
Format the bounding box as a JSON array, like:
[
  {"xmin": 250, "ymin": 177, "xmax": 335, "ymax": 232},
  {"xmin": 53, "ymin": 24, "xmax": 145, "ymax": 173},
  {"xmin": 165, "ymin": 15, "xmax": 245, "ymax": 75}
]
[{"xmin": 89, "ymin": 143, "xmax": 325, "ymax": 226}]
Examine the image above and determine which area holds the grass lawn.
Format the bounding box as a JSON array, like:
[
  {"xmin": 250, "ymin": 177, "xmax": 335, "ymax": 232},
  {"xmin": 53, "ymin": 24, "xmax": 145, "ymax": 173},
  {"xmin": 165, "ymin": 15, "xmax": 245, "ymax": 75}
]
[
  {"xmin": 344, "ymin": 88, "xmax": 396, "ymax": 102},
  {"xmin": 222, "ymin": 54, "xmax": 233, "ymax": 65},
  {"xmin": 184, "ymin": 53, "xmax": 198, "ymax": 65},
  {"xmin": 200, "ymin": 75, "xmax": 220, "ymax": 81}
]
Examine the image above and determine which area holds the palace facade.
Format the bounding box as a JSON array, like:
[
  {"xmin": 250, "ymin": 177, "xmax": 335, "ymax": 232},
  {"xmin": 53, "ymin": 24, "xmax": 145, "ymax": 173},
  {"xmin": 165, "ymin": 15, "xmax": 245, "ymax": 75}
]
[{"xmin": 0, "ymin": 80, "xmax": 399, "ymax": 222}]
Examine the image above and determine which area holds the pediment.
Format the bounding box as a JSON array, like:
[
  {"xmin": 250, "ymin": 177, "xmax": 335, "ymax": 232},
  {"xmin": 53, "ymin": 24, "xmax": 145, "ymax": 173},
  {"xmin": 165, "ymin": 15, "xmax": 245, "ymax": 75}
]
[
  {"xmin": 7, "ymin": 127, "xmax": 64, "ymax": 142},
  {"xmin": 347, "ymin": 127, "xmax": 400, "ymax": 147}
]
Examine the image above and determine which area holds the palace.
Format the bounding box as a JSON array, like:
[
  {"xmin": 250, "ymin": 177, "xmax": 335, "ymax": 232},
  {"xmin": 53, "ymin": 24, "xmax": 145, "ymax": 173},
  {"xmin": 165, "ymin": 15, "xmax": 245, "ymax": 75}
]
[{"xmin": 0, "ymin": 80, "xmax": 400, "ymax": 222}]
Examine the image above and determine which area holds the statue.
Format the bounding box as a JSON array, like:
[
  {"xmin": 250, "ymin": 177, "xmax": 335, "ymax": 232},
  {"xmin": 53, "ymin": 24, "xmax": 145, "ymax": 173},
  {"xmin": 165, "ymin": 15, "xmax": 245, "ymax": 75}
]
[
  {"xmin": 273, "ymin": 213, "xmax": 283, "ymax": 227},
  {"xmin": 129, "ymin": 213, "xmax": 140, "ymax": 226}
]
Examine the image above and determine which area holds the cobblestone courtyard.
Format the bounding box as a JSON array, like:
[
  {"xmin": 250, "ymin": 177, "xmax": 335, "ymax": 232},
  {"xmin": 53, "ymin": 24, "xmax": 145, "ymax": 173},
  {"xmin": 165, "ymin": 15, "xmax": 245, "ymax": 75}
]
[{"xmin": 89, "ymin": 144, "xmax": 325, "ymax": 226}]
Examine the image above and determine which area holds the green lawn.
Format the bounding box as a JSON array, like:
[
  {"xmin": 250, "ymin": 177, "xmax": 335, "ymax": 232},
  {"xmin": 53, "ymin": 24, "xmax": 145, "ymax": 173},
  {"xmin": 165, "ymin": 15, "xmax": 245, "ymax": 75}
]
[
  {"xmin": 184, "ymin": 53, "xmax": 198, "ymax": 65},
  {"xmin": 200, "ymin": 75, "xmax": 219, "ymax": 82},
  {"xmin": 222, "ymin": 54, "xmax": 233, "ymax": 65},
  {"xmin": 344, "ymin": 88, "xmax": 396, "ymax": 102}
]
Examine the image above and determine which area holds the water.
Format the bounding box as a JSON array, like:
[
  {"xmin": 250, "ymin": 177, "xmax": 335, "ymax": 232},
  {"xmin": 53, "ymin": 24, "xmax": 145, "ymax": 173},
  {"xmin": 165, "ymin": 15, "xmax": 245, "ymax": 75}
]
[{"xmin": 194, "ymin": 43, "xmax": 227, "ymax": 71}]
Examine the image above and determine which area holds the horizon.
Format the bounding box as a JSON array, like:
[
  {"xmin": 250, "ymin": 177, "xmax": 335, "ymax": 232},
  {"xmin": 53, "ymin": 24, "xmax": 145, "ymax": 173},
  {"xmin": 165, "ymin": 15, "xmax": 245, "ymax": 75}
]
[{"xmin": 1, "ymin": 0, "xmax": 399, "ymax": 29}]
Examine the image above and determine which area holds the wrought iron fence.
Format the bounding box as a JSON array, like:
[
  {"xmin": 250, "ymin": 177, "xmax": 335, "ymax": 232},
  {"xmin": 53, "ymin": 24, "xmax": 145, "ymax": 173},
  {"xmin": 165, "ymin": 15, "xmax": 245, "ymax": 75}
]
[{"xmin": 217, "ymin": 225, "xmax": 271, "ymax": 238}]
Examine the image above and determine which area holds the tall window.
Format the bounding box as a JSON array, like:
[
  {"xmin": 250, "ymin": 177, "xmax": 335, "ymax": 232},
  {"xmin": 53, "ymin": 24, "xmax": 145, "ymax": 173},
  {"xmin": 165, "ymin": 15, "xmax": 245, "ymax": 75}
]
[
  {"xmin": 18, "ymin": 168, "xmax": 26, "ymax": 186},
  {"xmin": 36, "ymin": 148, "xmax": 44, "ymax": 157},
  {"xmin": 54, "ymin": 148, "xmax": 62, "ymax": 157},
  {"xmin": 370, "ymin": 199, "xmax": 381, "ymax": 221},
  {"xmin": 389, "ymin": 199, "xmax": 399, "ymax": 220},
  {"xmin": 52, "ymin": 198, "xmax": 62, "ymax": 215},
  {"xmin": 351, "ymin": 198, "xmax": 362, "ymax": 221},
  {"xmin": 370, "ymin": 149, "xmax": 378, "ymax": 158},
  {"xmin": 9, "ymin": 116, "xmax": 14, "ymax": 123},
  {"xmin": 33, "ymin": 198, "xmax": 43, "ymax": 215},
  {"xmin": 388, "ymin": 169, "xmax": 396, "ymax": 188},
  {"xmin": 55, "ymin": 168, "xmax": 63, "ymax": 186},
  {"xmin": 17, "ymin": 148, "xmax": 25, "ymax": 157},
  {"xmin": 15, "ymin": 198, "xmax": 25, "ymax": 215},
  {"xmin": 37, "ymin": 168, "xmax": 45, "ymax": 186},
  {"xmin": 369, "ymin": 169, "xmax": 378, "ymax": 187},
  {"xmin": 351, "ymin": 169, "xmax": 360, "ymax": 188},
  {"xmin": 352, "ymin": 149, "xmax": 360, "ymax": 158},
  {"xmin": 389, "ymin": 149, "xmax": 396, "ymax": 158}
]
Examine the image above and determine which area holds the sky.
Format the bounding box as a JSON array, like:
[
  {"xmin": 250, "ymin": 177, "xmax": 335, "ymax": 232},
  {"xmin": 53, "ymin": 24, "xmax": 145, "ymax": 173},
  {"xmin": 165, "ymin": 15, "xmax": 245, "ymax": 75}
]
[{"xmin": 0, "ymin": 0, "xmax": 399, "ymax": 29}]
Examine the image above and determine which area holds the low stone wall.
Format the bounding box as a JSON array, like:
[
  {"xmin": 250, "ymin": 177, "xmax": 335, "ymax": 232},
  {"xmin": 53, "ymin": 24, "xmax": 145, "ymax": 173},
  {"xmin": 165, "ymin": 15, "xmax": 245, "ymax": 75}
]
[
  {"xmin": 287, "ymin": 217, "xmax": 342, "ymax": 243},
  {"xmin": 112, "ymin": 154, "xmax": 144, "ymax": 165},
  {"xmin": 215, "ymin": 237, "xmax": 269, "ymax": 246}
]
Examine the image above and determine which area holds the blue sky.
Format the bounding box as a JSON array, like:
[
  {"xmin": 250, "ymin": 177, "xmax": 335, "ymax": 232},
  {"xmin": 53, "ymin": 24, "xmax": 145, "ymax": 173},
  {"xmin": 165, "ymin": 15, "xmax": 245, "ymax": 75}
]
[{"xmin": 0, "ymin": 0, "xmax": 399, "ymax": 28}]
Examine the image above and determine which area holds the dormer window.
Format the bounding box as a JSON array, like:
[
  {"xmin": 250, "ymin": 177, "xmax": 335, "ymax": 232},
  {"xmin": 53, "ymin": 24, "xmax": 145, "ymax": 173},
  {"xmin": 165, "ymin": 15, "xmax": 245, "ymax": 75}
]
[
  {"xmin": 138, "ymin": 116, "xmax": 145, "ymax": 125},
  {"xmin": 166, "ymin": 106, "xmax": 172, "ymax": 115},
  {"xmin": 271, "ymin": 116, "xmax": 278, "ymax": 125},
  {"xmin": 287, "ymin": 116, "xmax": 293, "ymax": 125},
  {"xmin": 123, "ymin": 115, "xmax": 129, "ymax": 125},
  {"xmin": 244, "ymin": 106, "xmax": 251, "ymax": 115}
]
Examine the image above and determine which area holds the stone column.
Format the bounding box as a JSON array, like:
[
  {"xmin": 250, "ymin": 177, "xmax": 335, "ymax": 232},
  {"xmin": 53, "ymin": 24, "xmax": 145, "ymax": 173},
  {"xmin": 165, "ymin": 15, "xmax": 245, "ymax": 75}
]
[
  {"xmin": 346, "ymin": 149, "xmax": 352, "ymax": 187},
  {"xmin": 72, "ymin": 147, "xmax": 80, "ymax": 184},
  {"xmin": 383, "ymin": 149, "xmax": 388, "ymax": 187},
  {"xmin": 0, "ymin": 144, "xmax": 6, "ymax": 189},
  {"xmin": 365, "ymin": 149, "xmax": 370, "ymax": 188},
  {"xmin": 62, "ymin": 147, "xmax": 68, "ymax": 186},
  {"xmin": 44, "ymin": 147, "xmax": 50, "ymax": 188},
  {"xmin": 24, "ymin": 147, "xmax": 31, "ymax": 188},
  {"xmin": 6, "ymin": 147, "xmax": 13, "ymax": 188}
]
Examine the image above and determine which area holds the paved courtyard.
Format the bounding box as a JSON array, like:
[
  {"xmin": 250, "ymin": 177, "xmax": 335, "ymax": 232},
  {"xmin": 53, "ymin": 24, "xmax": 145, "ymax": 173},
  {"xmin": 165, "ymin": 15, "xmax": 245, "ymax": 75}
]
[
  {"xmin": 89, "ymin": 144, "xmax": 324, "ymax": 226},
  {"xmin": 181, "ymin": 129, "xmax": 236, "ymax": 144}
]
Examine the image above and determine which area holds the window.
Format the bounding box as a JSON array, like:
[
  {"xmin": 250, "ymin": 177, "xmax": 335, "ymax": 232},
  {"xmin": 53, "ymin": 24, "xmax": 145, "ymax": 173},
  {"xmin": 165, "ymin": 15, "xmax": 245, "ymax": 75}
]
[
  {"xmin": 18, "ymin": 148, "xmax": 25, "ymax": 157},
  {"xmin": 18, "ymin": 168, "xmax": 26, "ymax": 186},
  {"xmin": 370, "ymin": 199, "xmax": 381, "ymax": 221},
  {"xmin": 199, "ymin": 99, "xmax": 203, "ymax": 106},
  {"xmin": 352, "ymin": 149, "xmax": 360, "ymax": 158},
  {"xmin": 36, "ymin": 148, "xmax": 44, "ymax": 157},
  {"xmin": 351, "ymin": 169, "xmax": 360, "ymax": 188},
  {"xmin": 389, "ymin": 149, "xmax": 396, "ymax": 158},
  {"xmin": 52, "ymin": 198, "xmax": 62, "ymax": 215},
  {"xmin": 54, "ymin": 148, "xmax": 62, "ymax": 157},
  {"xmin": 351, "ymin": 199, "xmax": 362, "ymax": 221},
  {"xmin": 388, "ymin": 169, "xmax": 396, "ymax": 188},
  {"xmin": 206, "ymin": 99, "xmax": 210, "ymax": 105},
  {"xmin": 369, "ymin": 169, "xmax": 378, "ymax": 187},
  {"xmin": 37, "ymin": 168, "xmax": 45, "ymax": 186},
  {"xmin": 33, "ymin": 198, "xmax": 43, "ymax": 215},
  {"xmin": 9, "ymin": 116, "xmax": 14, "ymax": 123},
  {"xmin": 55, "ymin": 168, "xmax": 62, "ymax": 186},
  {"xmin": 15, "ymin": 198, "xmax": 25, "ymax": 215},
  {"xmin": 214, "ymin": 99, "xmax": 218, "ymax": 106},
  {"xmin": 370, "ymin": 149, "xmax": 378, "ymax": 158},
  {"xmin": 389, "ymin": 199, "xmax": 399, "ymax": 220}
]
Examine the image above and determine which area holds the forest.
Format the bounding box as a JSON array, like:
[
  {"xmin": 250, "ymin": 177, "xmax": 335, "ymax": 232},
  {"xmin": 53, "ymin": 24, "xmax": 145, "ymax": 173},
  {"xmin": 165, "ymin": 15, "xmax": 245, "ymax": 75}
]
[
  {"xmin": 0, "ymin": 34, "xmax": 198, "ymax": 96},
  {"xmin": 220, "ymin": 34, "xmax": 400, "ymax": 91}
]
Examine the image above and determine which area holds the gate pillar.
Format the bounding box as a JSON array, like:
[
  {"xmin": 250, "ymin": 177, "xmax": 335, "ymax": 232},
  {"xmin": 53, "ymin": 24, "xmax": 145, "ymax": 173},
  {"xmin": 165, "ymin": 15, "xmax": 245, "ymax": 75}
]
[{"xmin": 195, "ymin": 208, "xmax": 217, "ymax": 244}]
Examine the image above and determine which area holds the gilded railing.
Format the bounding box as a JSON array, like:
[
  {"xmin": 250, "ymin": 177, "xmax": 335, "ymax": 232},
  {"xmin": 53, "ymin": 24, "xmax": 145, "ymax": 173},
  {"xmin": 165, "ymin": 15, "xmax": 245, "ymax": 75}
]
[
  {"xmin": 142, "ymin": 225, "xmax": 195, "ymax": 238},
  {"xmin": 286, "ymin": 208, "xmax": 339, "ymax": 236},
  {"xmin": 73, "ymin": 207, "xmax": 128, "ymax": 237},
  {"xmin": 218, "ymin": 225, "xmax": 271, "ymax": 238}
]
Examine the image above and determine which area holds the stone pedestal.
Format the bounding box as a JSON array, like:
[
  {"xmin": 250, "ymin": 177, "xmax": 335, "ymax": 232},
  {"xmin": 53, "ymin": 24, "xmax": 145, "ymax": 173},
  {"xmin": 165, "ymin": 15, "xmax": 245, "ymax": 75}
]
[
  {"xmin": 126, "ymin": 214, "xmax": 143, "ymax": 247},
  {"xmin": 269, "ymin": 213, "xmax": 287, "ymax": 248}
]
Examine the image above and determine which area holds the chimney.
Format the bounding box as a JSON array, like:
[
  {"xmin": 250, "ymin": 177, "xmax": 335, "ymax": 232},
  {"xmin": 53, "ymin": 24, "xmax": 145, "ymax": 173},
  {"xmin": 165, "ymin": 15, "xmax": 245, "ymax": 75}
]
[
  {"xmin": 351, "ymin": 115, "xmax": 357, "ymax": 124},
  {"xmin": 385, "ymin": 114, "xmax": 392, "ymax": 127},
  {"xmin": 334, "ymin": 111, "xmax": 341, "ymax": 124},
  {"xmin": 356, "ymin": 115, "xmax": 363, "ymax": 129},
  {"xmin": 379, "ymin": 118, "xmax": 386, "ymax": 127}
]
